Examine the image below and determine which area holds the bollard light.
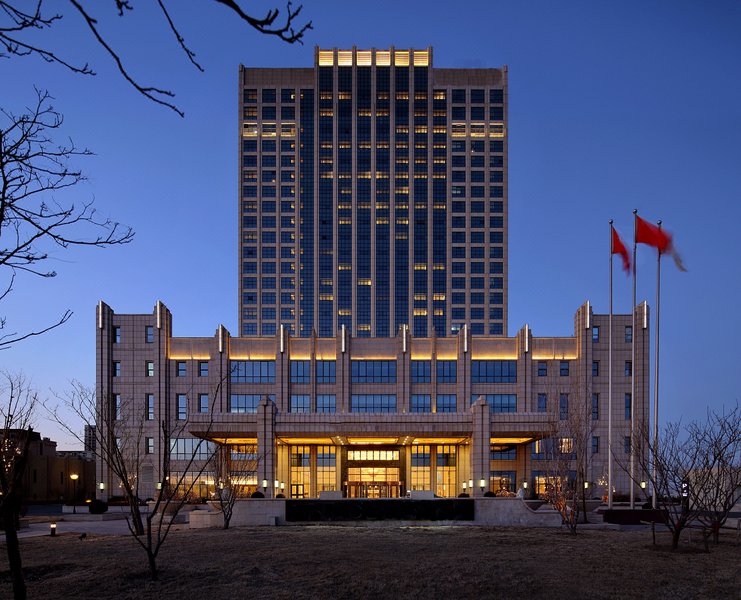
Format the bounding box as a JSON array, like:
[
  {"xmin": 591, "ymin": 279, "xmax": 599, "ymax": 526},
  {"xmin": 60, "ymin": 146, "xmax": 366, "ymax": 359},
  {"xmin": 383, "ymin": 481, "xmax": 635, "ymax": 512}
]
[
  {"xmin": 640, "ymin": 481, "xmax": 647, "ymax": 489},
  {"xmin": 584, "ymin": 481, "xmax": 590, "ymax": 490},
  {"xmin": 99, "ymin": 482, "xmax": 105, "ymax": 491},
  {"xmin": 50, "ymin": 522, "xmax": 57, "ymax": 537}
]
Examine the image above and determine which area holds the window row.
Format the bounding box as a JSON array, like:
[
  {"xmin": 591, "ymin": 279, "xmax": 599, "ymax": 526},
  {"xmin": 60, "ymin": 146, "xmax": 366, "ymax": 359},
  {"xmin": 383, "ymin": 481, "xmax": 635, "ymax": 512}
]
[{"xmin": 111, "ymin": 325, "xmax": 155, "ymax": 344}]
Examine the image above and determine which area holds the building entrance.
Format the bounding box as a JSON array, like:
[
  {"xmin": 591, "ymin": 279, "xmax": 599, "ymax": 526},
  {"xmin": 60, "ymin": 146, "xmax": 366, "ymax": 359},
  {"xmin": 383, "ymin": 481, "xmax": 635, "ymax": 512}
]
[
  {"xmin": 343, "ymin": 446, "xmax": 405, "ymax": 498},
  {"xmin": 346, "ymin": 467, "xmax": 403, "ymax": 498}
]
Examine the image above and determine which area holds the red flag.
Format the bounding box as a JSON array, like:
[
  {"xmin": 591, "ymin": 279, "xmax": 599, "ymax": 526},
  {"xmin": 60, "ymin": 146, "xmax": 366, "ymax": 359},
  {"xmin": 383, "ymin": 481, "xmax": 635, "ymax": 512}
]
[
  {"xmin": 611, "ymin": 225, "xmax": 631, "ymax": 273},
  {"xmin": 635, "ymin": 215, "xmax": 687, "ymax": 271}
]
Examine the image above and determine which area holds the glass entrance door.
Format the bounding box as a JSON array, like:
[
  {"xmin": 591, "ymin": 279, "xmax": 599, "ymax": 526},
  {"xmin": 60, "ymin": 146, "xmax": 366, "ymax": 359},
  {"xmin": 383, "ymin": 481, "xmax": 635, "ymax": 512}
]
[{"xmin": 346, "ymin": 467, "xmax": 402, "ymax": 498}]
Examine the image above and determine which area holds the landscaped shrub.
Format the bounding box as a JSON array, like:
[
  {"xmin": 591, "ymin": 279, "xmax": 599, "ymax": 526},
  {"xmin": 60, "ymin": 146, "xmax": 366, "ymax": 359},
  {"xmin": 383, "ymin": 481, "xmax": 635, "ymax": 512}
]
[{"xmin": 251, "ymin": 491, "xmax": 265, "ymax": 498}]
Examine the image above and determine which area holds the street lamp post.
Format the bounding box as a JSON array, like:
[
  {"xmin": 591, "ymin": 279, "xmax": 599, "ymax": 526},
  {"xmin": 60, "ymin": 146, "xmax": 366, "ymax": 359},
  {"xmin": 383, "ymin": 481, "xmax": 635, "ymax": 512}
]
[{"xmin": 70, "ymin": 473, "xmax": 79, "ymax": 514}]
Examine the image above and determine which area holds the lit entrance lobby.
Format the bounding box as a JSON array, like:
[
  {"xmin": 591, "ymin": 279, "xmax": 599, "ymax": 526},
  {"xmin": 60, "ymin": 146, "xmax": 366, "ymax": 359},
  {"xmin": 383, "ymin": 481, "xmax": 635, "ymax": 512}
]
[
  {"xmin": 278, "ymin": 439, "xmax": 470, "ymax": 499},
  {"xmin": 211, "ymin": 427, "xmax": 539, "ymax": 499}
]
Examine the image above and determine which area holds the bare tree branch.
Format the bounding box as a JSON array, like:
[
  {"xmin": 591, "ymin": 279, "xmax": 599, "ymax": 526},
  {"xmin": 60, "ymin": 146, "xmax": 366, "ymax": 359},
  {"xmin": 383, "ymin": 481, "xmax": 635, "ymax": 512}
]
[
  {"xmin": 1, "ymin": 1, "xmax": 312, "ymax": 117},
  {"xmin": 0, "ymin": 88, "xmax": 133, "ymax": 349},
  {"xmin": 68, "ymin": 0, "xmax": 184, "ymax": 117},
  {"xmin": 214, "ymin": 0, "xmax": 312, "ymax": 43},
  {"xmin": 0, "ymin": 371, "xmax": 39, "ymax": 599}
]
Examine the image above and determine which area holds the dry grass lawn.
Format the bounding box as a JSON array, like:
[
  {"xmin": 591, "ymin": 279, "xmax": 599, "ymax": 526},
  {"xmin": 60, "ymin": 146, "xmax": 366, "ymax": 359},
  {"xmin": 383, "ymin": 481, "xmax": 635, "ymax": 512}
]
[{"xmin": 1, "ymin": 526, "xmax": 739, "ymax": 599}]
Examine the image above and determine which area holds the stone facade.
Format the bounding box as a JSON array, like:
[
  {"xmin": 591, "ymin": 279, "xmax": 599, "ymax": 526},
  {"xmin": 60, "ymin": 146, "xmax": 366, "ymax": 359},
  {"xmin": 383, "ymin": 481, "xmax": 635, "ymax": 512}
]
[{"xmin": 95, "ymin": 300, "xmax": 649, "ymax": 502}]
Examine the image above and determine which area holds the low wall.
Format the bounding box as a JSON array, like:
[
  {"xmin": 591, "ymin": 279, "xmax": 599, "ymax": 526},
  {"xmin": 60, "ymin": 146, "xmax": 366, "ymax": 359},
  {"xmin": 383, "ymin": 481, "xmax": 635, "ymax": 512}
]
[
  {"xmin": 474, "ymin": 498, "xmax": 562, "ymax": 527},
  {"xmin": 230, "ymin": 499, "xmax": 286, "ymax": 526},
  {"xmin": 217, "ymin": 497, "xmax": 561, "ymax": 527}
]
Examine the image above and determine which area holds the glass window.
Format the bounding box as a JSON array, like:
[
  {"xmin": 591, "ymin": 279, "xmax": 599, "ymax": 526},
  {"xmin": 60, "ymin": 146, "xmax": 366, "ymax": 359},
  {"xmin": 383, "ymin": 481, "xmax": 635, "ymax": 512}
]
[
  {"xmin": 177, "ymin": 394, "xmax": 187, "ymax": 420},
  {"xmin": 170, "ymin": 438, "xmax": 214, "ymax": 460},
  {"xmin": 199, "ymin": 361, "xmax": 208, "ymax": 377},
  {"xmin": 176, "ymin": 361, "xmax": 186, "ymax": 377},
  {"xmin": 113, "ymin": 326, "xmax": 120, "ymax": 344},
  {"xmin": 262, "ymin": 88, "xmax": 276, "ymax": 103},
  {"xmin": 436, "ymin": 394, "xmax": 457, "ymax": 413},
  {"xmin": 229, "ymin": 394, "xmax": 274, "ymax": 413},
  {"xmin": 559, "ymin": 394, "xmax": 569, "ymax": 420},
  {"xmin": 537, "ymin": 393, "xmax": 547, "ymax": 413},
  {"xmin": 411, "ymin": 360, "xmax": 431, "ymax": 383},
  {"xmin": 592, "ymin": 325, "xmax": 600, "ymax": 342},
  {"xmin": 490, "ymin": 445, "xmax": 516, "ymax": 460},
  {"xmin": 198, "ymin": 394, "xmax": 208, "ymax": 414},
  {"xmin": 471, "ymin": 360, "xmax": 516, "ymax": 383},
  {"xmin": 537, "ymin": 361, "xmax": 547, "ymax": 377},
  {"xmin": 473, "ymin": 394, "xmax": 516, "ymax": 413},
  {"xmin": 625, "ymin": 361, "xmax": 632, "ymax": 376},
  {"xmin": 230, "ymin": 361, "xmax": 276, "ymax": 383},
  {"xmin": 489, "ymin": 471, "xmax": 516, "ymax": 493},
  {"xmin": 290, "ymin": 394, "xmax": 311, "ymax": 413},
  {"xmin": 410, "ymin": 394, "xmax": 431, "ymax": 413},
  {"xmin": 113, "ymin": 361, "xmax": 121, "ymax": 377},
  {"xmin": 625, "ymin": 393, "xmax": 632, "ymax": 420},
  {"xmin": 592, "ymin": 361, "xmax": 599, "ymax": 377},
  {"xmin": 624, "ymin": 436, "xmax": 631, "ymax": 454},
  {"xmin": 559, "ymin": 361, "xmax": 569, "ymax": 376},
  {"xmin": 316, "ymin": 360, "xmax": 336, "ymax": 384},
  {"xmin": 146, "ymin": 437, "xmax": 154, "ymax": 454},
  {"xmin": 436, "ymin": 360, "xmax": 457, "ymax": 383},
  {"xmin": 625, "ymin": 326, "xmax": 633, "ymax": 343},
  {"xmin": 592, "ymin": 436, "xmax": 600, "ymax": 454},
  {"xmin": 351, "ymin": 360, "xmax": 397, "ymax": 383},
  {"xmin": 316, "ymin": 394, "xmax": 336, "ymax": 414},
  {"xmin": 114, "ymin": 394, "xmax": 121, "ymax": 420},
  {"xmin": 146, "ymin": 361, "xmax": 154, "ymax": 377},
  {"xmin": 145, "ymin": 325, "xmax": 154, "ymax": 343},
  {"xmin": 350, "ymin": 394, "xmax": 397, "ymax": 413},
  {"xmin": 592, "ymin": 393, "xmax": 599, "ymax": 420},
  {"xmin": 146, "ymin": 394, "xmax": 155, "ymax": 420},
  {"xmin": 290, "ymin": 360, "xmax": 311, "ymax": 383}
]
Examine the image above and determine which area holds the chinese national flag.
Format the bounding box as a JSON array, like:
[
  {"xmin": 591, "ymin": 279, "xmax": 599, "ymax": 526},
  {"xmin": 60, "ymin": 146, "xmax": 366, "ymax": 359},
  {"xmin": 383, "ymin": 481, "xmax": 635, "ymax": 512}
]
[
  {"xmin": 635, "ymin": 215, "xmax": 687, "ymax": 271},
  {"xmin": 611, "ymin": 225, "xmax": 631, "ymax": 273}
]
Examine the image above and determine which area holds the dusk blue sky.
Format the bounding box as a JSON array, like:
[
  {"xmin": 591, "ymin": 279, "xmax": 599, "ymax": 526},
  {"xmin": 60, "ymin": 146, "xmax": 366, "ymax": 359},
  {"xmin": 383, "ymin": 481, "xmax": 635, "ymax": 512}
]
[{"xmin": 3, "ymin": 1, "xmax": 740, "ymax": 447}]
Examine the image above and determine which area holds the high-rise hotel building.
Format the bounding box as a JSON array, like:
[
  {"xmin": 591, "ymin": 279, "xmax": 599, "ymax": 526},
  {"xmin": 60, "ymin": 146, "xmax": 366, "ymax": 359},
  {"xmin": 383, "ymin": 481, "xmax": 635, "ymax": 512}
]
[
  {"xmin": 95, "ymin": 48, "xmax": 648, "ymax": 504},
  {"xmin": 239, "ymin": 47, "xmax": 507, "ymax": 339}
]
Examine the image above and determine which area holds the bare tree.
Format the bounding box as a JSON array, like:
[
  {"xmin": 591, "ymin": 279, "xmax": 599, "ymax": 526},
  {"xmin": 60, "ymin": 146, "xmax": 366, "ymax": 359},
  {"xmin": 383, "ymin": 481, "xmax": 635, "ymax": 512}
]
[
  {"xmin": 53, "ymin": 381, "xmax": 148, "ymax": 533},
  {"xmin": 531, "ymin": 384, "xmax": 596, "ymax": 533},
  {"xmin": 0, "ymin": 90, "xmax": 133, "ymax": 349},
  {"xmin": 0, "ymin": 372, "xmax": 38, "ymax": 600},
  {"xmin": 52, "ymin": 380, "xmax": 221, "ymax": 579},
  {"xmin": 622, "ymin": 404, "xmax": 741, "ymax": 550},
  {"xmin": 1, "ymin": 1, "xmax": 312, "ymax": 117},
  {"xmin": 690, "ymin": 404, "xmax": 741, "ymax": 544},
  {"xmin": 211, "ymin": 441, "xmax": 262, "ymax": 529}
]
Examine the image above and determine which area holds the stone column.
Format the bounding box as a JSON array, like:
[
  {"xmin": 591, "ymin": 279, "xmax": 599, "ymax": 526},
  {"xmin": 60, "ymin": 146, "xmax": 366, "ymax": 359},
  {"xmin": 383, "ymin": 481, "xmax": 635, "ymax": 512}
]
[
  {"xmin": 257, "ymin": 395, "xmax": 277, "ymax": 498},
  {"xmin": 470, "ymin": 395, "xmax": 490, "ymax": 498}
]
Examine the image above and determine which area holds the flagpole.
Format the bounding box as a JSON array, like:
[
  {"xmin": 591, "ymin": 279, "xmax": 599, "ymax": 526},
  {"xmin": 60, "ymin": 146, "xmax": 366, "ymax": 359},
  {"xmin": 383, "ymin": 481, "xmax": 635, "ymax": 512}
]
[
  {"xmin": 608, "ymin": 220, "xmax": 614, "ymax": 509},
  {"xmin": 652, "ymin": 221, "xmax": 662, "ymax": 510},
  {"xmin": 631, "ymin": 209, "xmax": 637, "ymax": 509}
]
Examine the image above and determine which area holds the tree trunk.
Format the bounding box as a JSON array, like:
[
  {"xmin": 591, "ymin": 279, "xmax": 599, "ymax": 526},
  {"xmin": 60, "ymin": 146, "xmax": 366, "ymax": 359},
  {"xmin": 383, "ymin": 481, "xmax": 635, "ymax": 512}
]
[
  {"xmin": 671, "ymin": 528, "xmax": 681, "ymax": 550},
  {"xmin": 129, "ymin": 499, "xmax": 144, "ymax": 535},
  {"xmin": 2, "ymin": 510, "xmax": 27, "ymax": 600},
  {"xmin": 147, "ymin": 551, "xmax": 158, "ymax": 581}
]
